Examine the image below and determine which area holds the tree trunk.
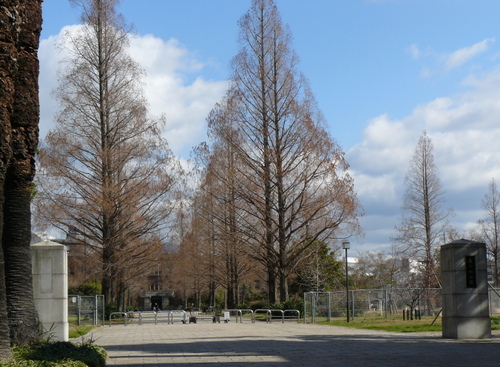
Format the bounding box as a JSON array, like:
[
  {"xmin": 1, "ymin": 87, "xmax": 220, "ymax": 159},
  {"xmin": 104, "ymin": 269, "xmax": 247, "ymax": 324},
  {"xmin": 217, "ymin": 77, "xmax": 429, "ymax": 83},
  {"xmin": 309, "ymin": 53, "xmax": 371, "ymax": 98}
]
[
  {"xmin": 494, "ymin": 249, "xmax": 499, "ymax": 287},
  {"xmin": 0, "ymin": 0, "xmax": 16, "ymax": 356},
  {"xmin": 101, "ymin": 246, "xmax": 114, "ymax": 307},
  {"xmin": 279, "ymin": 272, "xmax": 288, "ymax": 303},
  {"xmin": 0, "ymin": 175, "xmax": 11, "ymax": 357},
  {"xmin": 267, "ymin": 267, "xmax": 276, "ymax": 305},
  {"xmin": 0, "ymin": 249, "xmax": 10, "ymax": 359},
  {"xmin": 1, "ymin": 0, "xmax": 42, "ymax": 346}
]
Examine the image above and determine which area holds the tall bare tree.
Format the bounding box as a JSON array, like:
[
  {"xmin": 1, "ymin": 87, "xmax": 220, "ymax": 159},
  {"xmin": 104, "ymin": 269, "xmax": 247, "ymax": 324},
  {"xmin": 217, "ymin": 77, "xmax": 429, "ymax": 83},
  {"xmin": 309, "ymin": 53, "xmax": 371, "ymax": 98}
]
[
  {"xmin": 36, "ymin": 0, "xmax": 180, "ymax": 308},
  {"xmin": 351, "ymin": 251, "xmax": 398, "ymax": 289},
  {"xmin": 192, "ymin": 104, "xmax": 253, "ymax": 308},
  {"xmin": 475, "ymin": 178, "xmax": 500, "ymax": 287},
  {"xmin": 0, "ymin": 0, "xmax": 42, "ymax": 349},
  {"xmin": 394, "ymin": 131, "xmax": 451, "ymax": 291},
  {"xmin": 201, "ymin": 0, "xmax": 361, "ymax": 304}
]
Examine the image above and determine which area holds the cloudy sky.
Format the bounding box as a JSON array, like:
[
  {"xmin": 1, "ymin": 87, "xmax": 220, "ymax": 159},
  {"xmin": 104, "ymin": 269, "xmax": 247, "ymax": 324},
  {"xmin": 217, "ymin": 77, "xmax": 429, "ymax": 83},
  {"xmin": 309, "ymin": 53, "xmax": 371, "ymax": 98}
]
[{"xmin": 40, "ymin": 0, "xmax": 500, "ymax": 253}]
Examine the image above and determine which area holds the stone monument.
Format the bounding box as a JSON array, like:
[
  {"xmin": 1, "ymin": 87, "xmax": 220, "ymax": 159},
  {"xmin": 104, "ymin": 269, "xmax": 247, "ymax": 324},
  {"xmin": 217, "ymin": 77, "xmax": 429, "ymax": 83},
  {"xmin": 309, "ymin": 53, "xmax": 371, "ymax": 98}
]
[
  {"xmin": 441, "ymin": 239, "xmax": 491, "ymax": 339},
  {"xmin": 31, "ymin": 240, "xmax": 69, "ymax": 341}
]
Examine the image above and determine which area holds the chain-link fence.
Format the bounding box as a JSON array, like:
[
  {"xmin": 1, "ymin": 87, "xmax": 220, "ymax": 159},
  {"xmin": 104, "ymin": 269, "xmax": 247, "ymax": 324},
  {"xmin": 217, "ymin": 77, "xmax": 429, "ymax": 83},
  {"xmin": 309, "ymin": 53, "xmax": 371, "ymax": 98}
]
[
  {"xmin": 489, "ymin": 287, "xmax": 500, "ymax": 315},
  {"xmin": 304, "ymin": 288, "xmax": 442, "ymax": 323},
  {"xmin": 68, "ymin": 295, "xmax": 105, "ymax": 326},
  {"xmin": 304, "ymin": 288, "xmax": 500, "ymax": 323}
]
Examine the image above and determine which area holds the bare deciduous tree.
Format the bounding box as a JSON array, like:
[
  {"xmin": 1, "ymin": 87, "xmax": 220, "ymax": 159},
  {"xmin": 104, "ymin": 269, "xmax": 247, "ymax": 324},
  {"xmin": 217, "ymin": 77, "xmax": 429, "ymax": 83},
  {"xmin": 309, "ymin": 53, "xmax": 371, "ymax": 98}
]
[
  {"xmin": 36, "ymin": 0, "xmax": 180, "ymax": 309},
  {"xmin": 198, "ymin": 0, "xmax": 361, "ymax": 304},
  {"xmin": 351, "ymin": 251, "xmax": 398, "ymax": 290},
  {"xmin": 191, "ymin": 107, "xmax": 253, "ymax": 308},
  {"xmin": 475, "ymin": 178, "xmax": 500, "ymax": 286},
  {"xmin": 394, "ymin": 131, "xmax": 451, "ymax": 291}
]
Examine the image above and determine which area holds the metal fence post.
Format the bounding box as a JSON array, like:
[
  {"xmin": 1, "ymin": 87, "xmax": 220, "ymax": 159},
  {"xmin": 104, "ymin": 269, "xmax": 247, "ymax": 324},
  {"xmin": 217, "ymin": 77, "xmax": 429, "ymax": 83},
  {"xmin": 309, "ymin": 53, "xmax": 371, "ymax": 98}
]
[
  {"xmin": 385, "ymin": 289, "xmax": 388, "ymax": 319},
  {"xmin": 350, "ymin": 290, "xmax": 355, "ymax": 321},
  {"xmin": 303, "ymin": 293, "xmax": 306, "ymax": 323},
  {"xmin": 77, "ymin": 295, "xmax": 81, "ymax": 326},
  {"xmin": 327, "ymin": 292, "xmax": 331, "ymax": 322},
  {"xmin": 312, "ymin": 293, "xmax": 316, "ymax": 323}
]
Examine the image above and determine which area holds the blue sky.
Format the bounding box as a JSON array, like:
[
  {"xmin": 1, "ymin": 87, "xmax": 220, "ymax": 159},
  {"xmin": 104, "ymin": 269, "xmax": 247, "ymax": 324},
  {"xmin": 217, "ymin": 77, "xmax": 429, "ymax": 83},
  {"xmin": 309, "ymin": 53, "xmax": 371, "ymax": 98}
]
[{"xmin": 39, "ymin": 0, "xmax": 500, "ymax": 253}]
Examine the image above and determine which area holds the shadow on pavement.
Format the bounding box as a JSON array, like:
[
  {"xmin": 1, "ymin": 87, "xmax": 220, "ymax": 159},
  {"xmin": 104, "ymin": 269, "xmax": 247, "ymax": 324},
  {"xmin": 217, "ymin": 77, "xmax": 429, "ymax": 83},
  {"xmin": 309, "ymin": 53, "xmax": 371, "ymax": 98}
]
[{"xmin": 100, "ymin": 329, "xmax": 500, "ymax": 367}]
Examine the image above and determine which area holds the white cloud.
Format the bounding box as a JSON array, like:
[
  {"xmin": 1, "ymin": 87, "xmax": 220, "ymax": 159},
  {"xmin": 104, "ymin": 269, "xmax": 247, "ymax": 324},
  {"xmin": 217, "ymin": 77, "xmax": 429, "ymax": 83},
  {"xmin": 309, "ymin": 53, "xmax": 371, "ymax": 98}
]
[
  {"xmin": 443, "ymin": 38, "xmax": 494, "ymax": 71},
  {"xmin": 435, "ymin": 129, "xmax": 500, "ymax": 191},
  {"xmin": 407, "ymin": 44, "xmax": 420, "ymax": 60},
  {"xmin": 127, "ymin": 34, "xmax": 228, "ymax": 155},
  {"xmin": 39, "ymin": 27, "xmax": 228, "ymax": 157},
  {"xmin": 38, "ymin": 26, "xmax": 80, "ymax": 140},
  {"xmin": 349, "ymin": 114, "xmax": 416, "ymax": 174},
  {"xmin": 348, "ymin": 66, "xmax": 500, "ymax": 249},
  {"xmin": 410, "ymin": 38, "xmax": 495, "ymax": 77},
  {"xmin": 350, "ymin": 171, "xmax": 400, "ymax": 211}
]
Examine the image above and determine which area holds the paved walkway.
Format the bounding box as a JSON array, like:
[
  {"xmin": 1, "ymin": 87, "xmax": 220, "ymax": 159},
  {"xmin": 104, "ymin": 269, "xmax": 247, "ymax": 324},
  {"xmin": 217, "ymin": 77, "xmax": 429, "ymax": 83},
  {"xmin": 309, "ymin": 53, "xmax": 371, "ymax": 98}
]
[{"xmin": 83, "ymin": 322, "xmax": 500, "ymax": 367}]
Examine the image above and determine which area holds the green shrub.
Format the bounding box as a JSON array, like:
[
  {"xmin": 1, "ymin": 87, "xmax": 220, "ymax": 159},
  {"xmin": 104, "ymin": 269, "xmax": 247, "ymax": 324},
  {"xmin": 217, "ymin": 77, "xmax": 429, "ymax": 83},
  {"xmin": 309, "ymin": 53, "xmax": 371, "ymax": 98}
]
[
  {"xmin": 104, "ymin": 302, "xmax": 118, "ymax": 319},
  {"xmin": 68, "ymin": 282, "xmax": 100, "ymax": 296},
  {"xmin": 249, "ymin": 300, "xmax": 268, "ymax": 310},
  {"xmin": 1, "ymin": 359, "xmax": 87, "ymax": 366},
  {"xmin": 282, "ymin": 299, "xmax": 304, "ymax": 313},
  {"xmin": 8, "ymin": 340, "xmax": 106, "ymax": 367}
]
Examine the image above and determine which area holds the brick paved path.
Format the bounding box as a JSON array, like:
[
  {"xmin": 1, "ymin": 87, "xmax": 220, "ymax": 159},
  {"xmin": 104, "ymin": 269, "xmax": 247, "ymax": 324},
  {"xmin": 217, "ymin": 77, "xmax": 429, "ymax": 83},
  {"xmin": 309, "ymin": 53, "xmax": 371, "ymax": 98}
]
[{"xmin": 83, "ymin": 322, "xmax": 500, "ymax": 366}]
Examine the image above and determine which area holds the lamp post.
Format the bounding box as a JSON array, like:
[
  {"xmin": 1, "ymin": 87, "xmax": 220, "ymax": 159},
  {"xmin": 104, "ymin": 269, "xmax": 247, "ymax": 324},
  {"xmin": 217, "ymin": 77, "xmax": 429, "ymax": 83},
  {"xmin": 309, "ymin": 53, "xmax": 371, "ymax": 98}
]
[{"xmin": 342, "ymin": 241, "xmax": 350, "ymax": 322}]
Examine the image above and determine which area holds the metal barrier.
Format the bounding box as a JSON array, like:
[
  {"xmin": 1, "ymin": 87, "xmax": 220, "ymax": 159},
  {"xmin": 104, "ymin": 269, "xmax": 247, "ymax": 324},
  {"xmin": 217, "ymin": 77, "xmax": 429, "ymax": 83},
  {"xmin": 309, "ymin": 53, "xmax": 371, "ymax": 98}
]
[
  {"xmin": 109, "ymin": 312, "xmax": 130, "ymax": 326},
  {"xmin": 108, "ymin": 308, "xmax": 299, "ymax": 326},
  {"xmin": 239, "ymin": 309, "xmax": 254, "ymax": 323},
  {"xmin": 69, "ymin": 294, "xmax": 105, "ymax": 327},
  {"xmin": 253, "ymin": 309, "xmax": 300, "ymax": 323},
  {"xmin": 223, "ymin": 309, "xmax": 255, "ymax": 323},
  {"xmin": 166, "ymin": 310, "xmax": 188, "ymax": 324},
  {"xmin": 269, "ymin": 309, "xmax": 284, "ymax": 323},
  {"xmin": 137, "ymin": 311, "xmax": 157, "ymax": 325},
  {"xmin": 189, "ymin": 310, "xmax": 220, "ymax": 323},
  {"xmin": 284, "ymin": 309, "xmax": 301, "ymax": 323},
  {"xmin": 223, "ymin": 309, "xmax": 241, "ymax": 323},
  {"xmin": 254, "ymin": 309, "xmax": 272, "ymax": 323}
]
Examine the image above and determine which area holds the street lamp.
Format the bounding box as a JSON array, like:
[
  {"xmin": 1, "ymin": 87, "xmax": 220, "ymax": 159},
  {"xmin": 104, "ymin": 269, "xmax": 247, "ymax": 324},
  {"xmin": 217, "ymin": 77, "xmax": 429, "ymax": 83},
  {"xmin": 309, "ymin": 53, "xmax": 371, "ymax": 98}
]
[{"xmin": 342, "ymin": 241, "xmax": 350, "ymax": 322}]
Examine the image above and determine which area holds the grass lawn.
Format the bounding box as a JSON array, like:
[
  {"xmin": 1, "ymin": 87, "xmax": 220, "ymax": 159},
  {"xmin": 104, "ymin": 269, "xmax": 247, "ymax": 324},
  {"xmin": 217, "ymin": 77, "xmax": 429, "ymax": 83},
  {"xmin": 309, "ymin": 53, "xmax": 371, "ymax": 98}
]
[
  {"xmin": 318, "ymin": 314, "xmax": 500, "ymax": 333},
  {"xmin": 69, "ymin": 324, "xmax": 97, "ymax": 339},
  {"xmin": 68, "ymin": 316, "xmax": 98, "ymax": 338}
]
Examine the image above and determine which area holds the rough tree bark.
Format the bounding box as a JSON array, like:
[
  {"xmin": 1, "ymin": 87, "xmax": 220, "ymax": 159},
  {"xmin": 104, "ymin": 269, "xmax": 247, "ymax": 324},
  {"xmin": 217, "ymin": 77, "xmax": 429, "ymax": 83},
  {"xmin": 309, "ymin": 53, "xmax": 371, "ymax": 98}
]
[
  {"xmin": 0, "ymin": 0, "xmax": 16, "ymax": 356},
  {"xmin": 2, "ymin": 0, "xmax": 43, "ymax": 346},
  {"xmin": 0, "ymin": 0, "xmax": 42, "ymax": 350}
]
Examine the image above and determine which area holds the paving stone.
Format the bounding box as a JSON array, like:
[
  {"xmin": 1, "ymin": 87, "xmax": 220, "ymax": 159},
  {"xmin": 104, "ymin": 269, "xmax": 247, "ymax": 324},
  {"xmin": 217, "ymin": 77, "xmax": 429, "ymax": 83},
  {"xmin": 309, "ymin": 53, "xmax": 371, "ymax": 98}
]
[{"xmin": 80, "ymin": 322, "xmax": 500, "ymax": 366}]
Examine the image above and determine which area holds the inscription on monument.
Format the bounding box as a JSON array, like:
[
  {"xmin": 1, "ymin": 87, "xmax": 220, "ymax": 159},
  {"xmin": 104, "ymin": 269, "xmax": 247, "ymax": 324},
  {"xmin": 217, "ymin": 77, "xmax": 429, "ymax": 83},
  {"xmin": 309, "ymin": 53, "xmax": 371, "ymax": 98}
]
[
  {"xmin": 465, "ymin": 255, "xmax": 476, "ymax": 288},
  {"xmin": 41, "ymin": 257, "xmax": 53, "ymax": 293}
]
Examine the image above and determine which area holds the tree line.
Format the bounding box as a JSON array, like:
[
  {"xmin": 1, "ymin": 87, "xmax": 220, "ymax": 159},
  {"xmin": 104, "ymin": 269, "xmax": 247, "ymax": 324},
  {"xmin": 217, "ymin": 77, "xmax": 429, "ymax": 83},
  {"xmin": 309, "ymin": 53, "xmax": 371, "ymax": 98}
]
[
  {"xmin": 31, "ymin": 0, "xmax": 361, "ymax": 314},
  {"xmin": 2, "ymin": 0, "xmax": 500, "ymax": 358}
]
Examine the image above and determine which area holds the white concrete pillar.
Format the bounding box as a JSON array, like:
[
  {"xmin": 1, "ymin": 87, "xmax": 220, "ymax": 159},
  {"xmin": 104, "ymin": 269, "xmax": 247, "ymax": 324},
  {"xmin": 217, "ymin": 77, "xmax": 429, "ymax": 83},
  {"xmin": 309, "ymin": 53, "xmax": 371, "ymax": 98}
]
[
  {"xmin": 441, "ymin": 239, "xmax": 491, "ymax": 339},
  {"xmin": 31, "ymin": 240, "xmax": 68, "ymax": 341}
]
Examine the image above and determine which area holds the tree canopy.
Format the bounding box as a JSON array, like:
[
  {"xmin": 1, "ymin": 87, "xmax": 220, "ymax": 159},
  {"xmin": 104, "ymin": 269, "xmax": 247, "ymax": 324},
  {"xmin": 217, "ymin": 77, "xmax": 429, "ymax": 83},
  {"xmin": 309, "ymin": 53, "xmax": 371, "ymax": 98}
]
[{"xmin": 36, "ymin": 0, "xmax": 181, "ymax": 308}]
